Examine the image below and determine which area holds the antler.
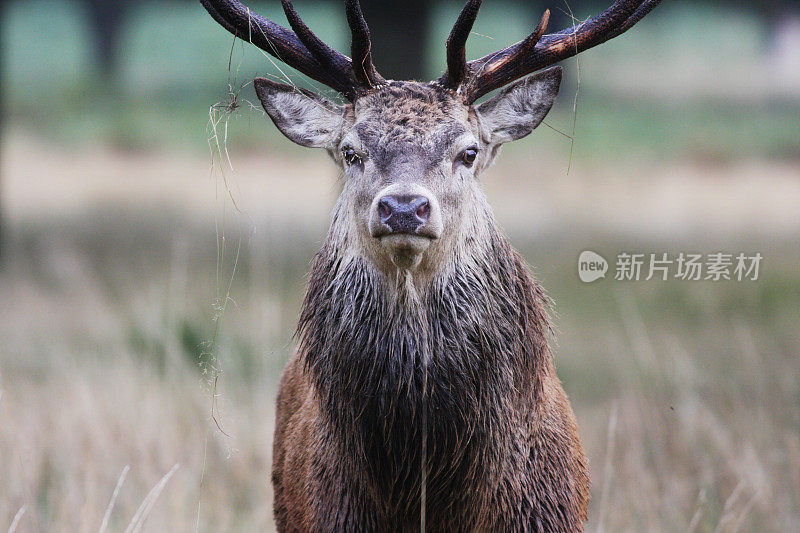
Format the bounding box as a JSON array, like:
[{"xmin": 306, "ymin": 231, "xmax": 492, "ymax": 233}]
[
  {"xmin": 200, "ymin": 0, "xmax": 383, "ymax": 100},
  {"xmin": 345, "ymin": 0, "xmax": 386, "ymax": 88},
  {"xmin": 441, "ymin": 0, "xmax": 661, "ymax": 103},
  {"xmin": 201, "ymin": 1, "xmax": 659, "ymax": 103}
]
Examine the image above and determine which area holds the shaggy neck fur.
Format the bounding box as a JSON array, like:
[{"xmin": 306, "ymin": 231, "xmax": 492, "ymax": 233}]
[{"xmin": 297, "ymin": 216, "xmax": 554, "ymax": 529}]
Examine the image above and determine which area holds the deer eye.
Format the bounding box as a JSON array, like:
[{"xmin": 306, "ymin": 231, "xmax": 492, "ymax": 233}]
[
  {"xmin": 458, "ymin": 147, "xmax": 478, "ymax": 167},
  {"xmin": 341, "ymin": 145, "xmax": 363, "ymax": 167}
]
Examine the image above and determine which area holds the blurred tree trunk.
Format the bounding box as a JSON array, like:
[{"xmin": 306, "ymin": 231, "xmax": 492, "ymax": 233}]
[
  {"xmin": 0, "ymin": 1, "xmax": 6, "ymax": 265},
  {"xmin": 360, "ymin": 0, "xmax": 431, "ymax": 80},
  {"xmin": 86, "ymin": 0, "xmax": 128, "ymax": 80}
]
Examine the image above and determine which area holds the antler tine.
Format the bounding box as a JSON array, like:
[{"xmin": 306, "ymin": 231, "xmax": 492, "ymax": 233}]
[
  {"xmin": 451, "ymin": 0, "xmax": 661, "ymax": 103},
  {"xmin": 200, "ymin": 0, "xmax": 345, "ymax": 92},
  {"xmin": 201, "ymin": 0, "xmax": 381, "ymax": 101},
  {"xmin": 604, "ymin": 0, "xmax": 661, "ymax": 38},
  {"xmin": 280, "ymin": 0, "xmax": 357, "ymax": 96},
  {"xmin": 520, "ymin": 10, "xmax": 550, "ymax": 57},
  {"xmin": 443, "ymin": 0, "xmax": 483, "ymax": 90},
  {"xmin": 544, "ymin": 0, "xmax": 659, "ymax": 41},
  {"xmin": 345, "ymin": 0, "xmax": 386, "ymax": 88}
]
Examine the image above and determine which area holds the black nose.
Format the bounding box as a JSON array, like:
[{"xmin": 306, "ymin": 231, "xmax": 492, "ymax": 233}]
[{"xmin": 378, "ymin": 195, "xmax": 430, "ymax": 234}]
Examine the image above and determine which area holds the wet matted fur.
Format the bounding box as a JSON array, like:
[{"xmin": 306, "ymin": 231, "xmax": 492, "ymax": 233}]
[{"xmin": 272, "ymin": 166, "xmax": 589, "ymax": 530}]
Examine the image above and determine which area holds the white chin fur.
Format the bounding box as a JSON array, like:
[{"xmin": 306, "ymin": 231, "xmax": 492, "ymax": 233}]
[{"xmin": 381, "ymin": 235, "xmax": 431, "ymax": 270}]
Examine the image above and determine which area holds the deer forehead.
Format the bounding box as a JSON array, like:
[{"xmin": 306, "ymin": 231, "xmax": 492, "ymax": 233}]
[{"xmin": 348, "ymin": 82, "xmax": 474, "ymax": 167}]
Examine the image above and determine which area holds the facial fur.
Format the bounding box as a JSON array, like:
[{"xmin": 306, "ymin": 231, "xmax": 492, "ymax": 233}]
[
  {"xmin": 331, "ymin": 82, "xmax": 486, "ymax": 287},
  {"xmin": 254, "ymin": 67, "xmax": 561, "ymax": 292}
]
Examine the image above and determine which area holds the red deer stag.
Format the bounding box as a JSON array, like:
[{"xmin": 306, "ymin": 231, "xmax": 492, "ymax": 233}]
[{"xmin": 201, "ymin": 0, "xmax": 660, "ymax": 530}]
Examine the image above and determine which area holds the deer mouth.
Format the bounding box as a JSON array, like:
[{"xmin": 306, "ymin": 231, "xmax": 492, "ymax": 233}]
[
  {"xmin": 371, "ymin": 227, "xmax": 439, "ymax": 240},
  {"xmin": 379, "ymin": 234, "xmax": 433, "ymax": 269}
]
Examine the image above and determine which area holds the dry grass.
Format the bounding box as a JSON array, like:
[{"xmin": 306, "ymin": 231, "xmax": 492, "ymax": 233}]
[
  {"xmin": 0, "ymin": 268, "xmax": 276, "ymax": 531},
  {"xmin": 1, "ymin": 137, "xmax": 799, "ymax": 531}
]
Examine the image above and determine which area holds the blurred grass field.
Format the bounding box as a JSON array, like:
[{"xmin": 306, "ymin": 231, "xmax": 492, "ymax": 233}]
[{"xmin": 1, "ymin": 1, "xmax": 800, "ymax": 531}]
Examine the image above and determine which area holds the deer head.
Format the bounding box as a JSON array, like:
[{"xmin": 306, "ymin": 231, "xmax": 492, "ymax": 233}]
[{"xmin": 201, "ymin": 0, "xmax": 660, "ymax": 285}]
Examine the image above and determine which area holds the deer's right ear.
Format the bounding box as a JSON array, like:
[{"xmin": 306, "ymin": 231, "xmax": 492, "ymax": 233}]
[
  {"xmin": 475, "ymin": 66, "xmax": 562, "ymax": 147},
  {"xmin": 254, "ymin": 78, "xmax": 346, "ymax": 149}
]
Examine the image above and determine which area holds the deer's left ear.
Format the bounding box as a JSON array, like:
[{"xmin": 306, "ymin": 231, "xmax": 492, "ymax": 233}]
[
  {"xmin": 475, "ymin": 66, "xmax": 562, "ymax": 146},
  {"xmin": 254, "ymin": 78, "xmax": 346, "ymax": 149}
]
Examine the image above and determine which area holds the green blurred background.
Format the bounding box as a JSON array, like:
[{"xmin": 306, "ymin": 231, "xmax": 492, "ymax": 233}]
[{"xmin": 0, "ymin": 1, "xmax": 798, "ymax": 531}]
